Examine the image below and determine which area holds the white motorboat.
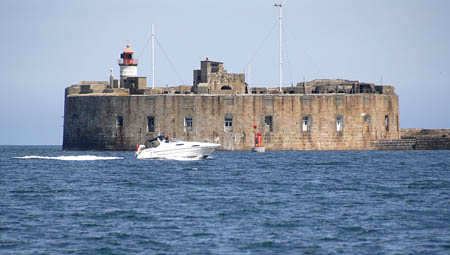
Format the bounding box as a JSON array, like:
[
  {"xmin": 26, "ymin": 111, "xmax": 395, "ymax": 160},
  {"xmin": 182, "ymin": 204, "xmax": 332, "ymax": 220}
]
[{"xmin": 135, "ymin": 136, "xmax": 221, "ymax": 160}]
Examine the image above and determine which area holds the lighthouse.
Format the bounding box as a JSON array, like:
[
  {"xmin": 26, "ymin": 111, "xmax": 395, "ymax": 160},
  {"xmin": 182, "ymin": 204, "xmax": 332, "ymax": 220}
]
[{"xmin": 118, "ymin": 43, "xmax": 138, "ymax": 88}]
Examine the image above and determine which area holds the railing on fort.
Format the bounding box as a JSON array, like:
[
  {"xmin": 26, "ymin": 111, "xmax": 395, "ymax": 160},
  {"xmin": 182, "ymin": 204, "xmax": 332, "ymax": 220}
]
[{"xmin": 118, "ymin": 59, "xmax": 138, "ymax": 65}]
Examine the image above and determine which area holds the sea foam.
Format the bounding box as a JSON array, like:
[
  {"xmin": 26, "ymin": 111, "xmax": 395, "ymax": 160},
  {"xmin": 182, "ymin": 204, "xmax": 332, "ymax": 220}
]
[{"xmin": 14, "ymin": 155, "xmax": 123, "ymax": 161}]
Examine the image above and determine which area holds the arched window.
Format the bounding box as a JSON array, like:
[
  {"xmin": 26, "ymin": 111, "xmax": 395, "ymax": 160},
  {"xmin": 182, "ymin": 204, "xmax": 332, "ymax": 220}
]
[{"xmin": 221, "ymin": 85, "xmax": 232, "ymax": 90}]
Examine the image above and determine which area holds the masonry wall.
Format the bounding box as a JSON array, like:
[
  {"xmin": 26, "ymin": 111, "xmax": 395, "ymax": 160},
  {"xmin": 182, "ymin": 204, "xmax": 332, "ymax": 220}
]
[
  {"xmin": 63, "ymin": 94, "xmax": 400, "ymax": 151},
  {"xmin": 372, "ymin": 128, "xmax": 450, "ymax": 150}
]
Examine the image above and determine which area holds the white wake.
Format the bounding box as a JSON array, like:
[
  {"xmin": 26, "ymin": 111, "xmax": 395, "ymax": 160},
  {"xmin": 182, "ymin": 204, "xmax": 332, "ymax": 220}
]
[{"xmin": 14, "ymin": 155, "xmax": 123, "ymax": 161}]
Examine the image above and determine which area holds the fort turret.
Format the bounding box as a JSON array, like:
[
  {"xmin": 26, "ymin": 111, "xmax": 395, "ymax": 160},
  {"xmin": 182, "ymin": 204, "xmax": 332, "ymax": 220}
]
[
  {"xmin": 118, "ymin": 43, "xmax": 138, "ymax": 88},
  {"xmin": 192, "ymin": 58, "xmax": 247, "ymax": 94}
]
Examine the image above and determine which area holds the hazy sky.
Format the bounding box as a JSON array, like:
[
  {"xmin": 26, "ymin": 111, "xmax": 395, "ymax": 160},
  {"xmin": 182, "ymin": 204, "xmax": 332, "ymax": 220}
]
[{"xmin": 1, "ymin": 0, "xmax": 449, "ymax": 145}]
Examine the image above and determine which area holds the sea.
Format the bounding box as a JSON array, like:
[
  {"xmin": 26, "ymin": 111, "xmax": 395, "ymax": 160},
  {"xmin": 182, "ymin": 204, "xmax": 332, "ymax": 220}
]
[{"xmin": 0, "ymin": 145, "xmax": 449, "ymax": 255}]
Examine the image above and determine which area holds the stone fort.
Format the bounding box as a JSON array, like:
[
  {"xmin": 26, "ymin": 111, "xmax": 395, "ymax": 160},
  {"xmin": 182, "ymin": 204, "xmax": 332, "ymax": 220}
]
[{"xmin": 63, "ymin": 44, "xmax": 405, "ymax": 151}]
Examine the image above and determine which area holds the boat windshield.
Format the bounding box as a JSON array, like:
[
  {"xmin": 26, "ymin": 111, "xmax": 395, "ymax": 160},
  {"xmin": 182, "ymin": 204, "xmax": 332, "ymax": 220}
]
[
  {"xmin": 147, "ymin": 136, "xmax": 166, "ymax": 142},
  {"xmin": 146, "ymin": 136, "xmax": 170, "ymax": 147}
]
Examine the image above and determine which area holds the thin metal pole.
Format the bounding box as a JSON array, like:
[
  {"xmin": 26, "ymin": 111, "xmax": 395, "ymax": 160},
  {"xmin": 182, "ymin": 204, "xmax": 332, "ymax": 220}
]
[
  {"xmin": 152, "ymin": 24, "xmax": 155, "ymax": 89},
  {"xmin": 274, "ymin": 3, "xmax": 283, "ymax": 92},
  {"xmin": 279, "ymin": 5, "xmax": 283, "ymax": 92}
]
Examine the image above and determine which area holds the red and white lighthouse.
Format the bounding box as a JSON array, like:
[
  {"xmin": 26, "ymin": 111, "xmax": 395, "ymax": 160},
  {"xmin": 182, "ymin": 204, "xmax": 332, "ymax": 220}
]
[{"xmin": 118, "ymin": 43, "xmax": 138, "ymax": 87}]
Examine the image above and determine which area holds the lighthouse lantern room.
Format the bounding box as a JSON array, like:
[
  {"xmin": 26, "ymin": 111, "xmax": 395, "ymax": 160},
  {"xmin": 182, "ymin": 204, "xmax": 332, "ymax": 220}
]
[{"xmin": 118, "ymin": 43, "xmax": 138, "ymax": 87}]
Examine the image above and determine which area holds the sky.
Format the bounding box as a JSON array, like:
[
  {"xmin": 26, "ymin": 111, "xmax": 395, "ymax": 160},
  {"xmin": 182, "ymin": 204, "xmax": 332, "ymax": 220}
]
[{"xmin": 0, "ymin": 0, "xmax": 449, "ymax": 145}]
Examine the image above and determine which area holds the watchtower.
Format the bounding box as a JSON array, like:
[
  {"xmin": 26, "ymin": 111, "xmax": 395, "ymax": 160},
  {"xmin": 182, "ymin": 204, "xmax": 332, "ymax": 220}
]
[
  {"xmin": 118, "ymin": 43, "xmax": 138, "ymax": 88},
  {"xmin": 192, "ymin": 58, "xmax": 247, "ymax": 94}
]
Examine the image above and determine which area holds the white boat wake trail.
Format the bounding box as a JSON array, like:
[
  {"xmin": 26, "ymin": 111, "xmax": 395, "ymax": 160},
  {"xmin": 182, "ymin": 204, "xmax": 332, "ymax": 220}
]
[{"xmin": 14, "ymin": 155, "xmax": 123, "ymax": 161}]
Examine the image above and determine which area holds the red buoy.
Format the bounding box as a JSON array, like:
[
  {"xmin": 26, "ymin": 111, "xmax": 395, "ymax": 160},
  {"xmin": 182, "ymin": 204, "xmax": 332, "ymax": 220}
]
[{"xmin": 256, "ymin": 132, "xmax": 263, "ymax": 147}]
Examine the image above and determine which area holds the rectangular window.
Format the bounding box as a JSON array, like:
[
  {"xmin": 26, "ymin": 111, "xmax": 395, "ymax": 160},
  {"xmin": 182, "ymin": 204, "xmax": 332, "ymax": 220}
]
[
  {"xmin": 116, "ymin": 116, "xmax": 123, "ymax": 128},
  {"xmin": 225, "ymin": 116, "xmax": 233, "ymax": 132},
  {"xmin": 364, "ymin": 114, "xmax": 371, "ymax": 124},
  {"xmin": 302, "ymin": 115, "xmax": 311, "ymax": 132},
  {"xmin": 147, "ymin": 116, "xmax": 155, "ymax": 132},
  {"xmin": 336, "ymin": 115, "xmax": 343, "ymax": 132},
  {"xmin": 385, "ymin": 115, "xmax": 389, "ymax": 132},
  {"xmin": 184, "ymin": 116, "xmax": 193, "ymax": 131},
  {"xmin": 264, "ymin": 115, "xmax": 273, "ymax": 132}
]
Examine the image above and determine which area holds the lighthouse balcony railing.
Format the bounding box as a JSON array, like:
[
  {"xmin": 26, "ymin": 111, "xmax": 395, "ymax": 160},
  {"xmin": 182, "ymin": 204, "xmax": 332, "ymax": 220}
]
[{"xmin": 118, "ymin": 59, "xmax": 138, "ymax": 65}]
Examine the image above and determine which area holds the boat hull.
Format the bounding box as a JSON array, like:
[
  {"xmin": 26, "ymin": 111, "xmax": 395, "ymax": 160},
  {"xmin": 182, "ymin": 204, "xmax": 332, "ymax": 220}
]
[
  {"xmin": 251, "ymin": 146, "xmax": 265, "ymax": 152},
  {"xmin": 136, "ymin": 143, "xmax": 220, "ymax": 160}
]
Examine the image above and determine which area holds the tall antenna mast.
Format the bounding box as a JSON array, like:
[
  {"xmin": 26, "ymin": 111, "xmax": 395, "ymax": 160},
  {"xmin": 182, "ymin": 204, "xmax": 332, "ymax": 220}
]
[
  {"xmin": 152, "ymin": 24, "xmax": 155, "ymax": 89},
  {"xmin": 274, "ymin": 1, "xmax": 287, "ymax": 93}
]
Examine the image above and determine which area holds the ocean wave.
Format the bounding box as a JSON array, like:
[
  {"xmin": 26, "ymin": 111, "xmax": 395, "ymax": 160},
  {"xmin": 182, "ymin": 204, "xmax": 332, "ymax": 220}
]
[{"xmin": 13, "ymin": 155, "xmax": 123, "ymax": 161}]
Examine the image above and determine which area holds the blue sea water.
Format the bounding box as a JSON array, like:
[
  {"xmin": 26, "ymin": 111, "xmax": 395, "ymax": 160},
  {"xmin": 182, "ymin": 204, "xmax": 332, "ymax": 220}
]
[{"xmin": 0, "ymin": 146, "xmax": 449, "ymax": 255}]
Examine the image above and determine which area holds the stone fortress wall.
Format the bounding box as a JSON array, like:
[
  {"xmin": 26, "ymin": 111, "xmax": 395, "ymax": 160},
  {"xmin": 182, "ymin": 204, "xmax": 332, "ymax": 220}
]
[
  {"xmin": 63, "ymin": 59, "xmax": 407, "ymax": 151},
  {"xmin": 63, "ymin": 93, "xmax": 400, "ymax": 151}
]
